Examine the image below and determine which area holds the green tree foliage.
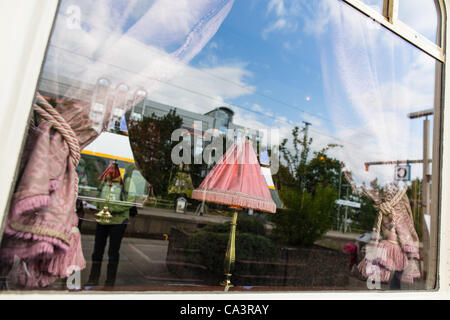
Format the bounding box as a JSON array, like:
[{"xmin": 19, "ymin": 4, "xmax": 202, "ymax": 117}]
[
  {"xmin": 352, "ymin": 178, "xmax": 382, "ymax": 232},
  {"xmin": 278, "ymin": 126, "xmax": 312, "ymax": 191},
  {"xmin": 277, "ymin": 125, "xmax": 341, "ymax": 193},
  {"xmin": 188, "ymin": 162, "xmax": 208, "ymax": 189},
  {"xmin": 408, "ymin": 178, "xmax": 423, "ymax": 240},
  {"xmin": 271, "ymin": 185, "xmax": 338, "ymax": 246},
  {"xmin": 304, "ymin": 150, "xmax": 341, "ymax": 194},
  {"xmin": 185, "ymin": 228, "xmax": 278, "ymax": 280},
  {"xmin": 272, "ymin": 125, "xmax": 342, "ymax": 244},
  {"xmin": 127, "ymin": 110, "xmax": 183, "ymax": 196},
  {"xmin": 202, "ymin": 215, "xmax": 266, "ymax": 236},
  {"xmin": 353, "ymin": 193, "xmax": 378, "ymax": 232},
  {"xmin": 273, "ymin": 164, "xmax": 297, "ymax": 190}
]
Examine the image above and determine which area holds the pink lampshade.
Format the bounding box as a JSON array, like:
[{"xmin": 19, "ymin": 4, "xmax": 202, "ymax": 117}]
[{"xmin": 192, "ymin": 139, "xmax": 276, "ymax": 213}]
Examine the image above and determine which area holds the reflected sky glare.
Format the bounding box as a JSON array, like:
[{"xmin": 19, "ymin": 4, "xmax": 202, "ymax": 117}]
[{"xmin": 42, "ymin": 0, "xmax": 438, "ymax": 186}]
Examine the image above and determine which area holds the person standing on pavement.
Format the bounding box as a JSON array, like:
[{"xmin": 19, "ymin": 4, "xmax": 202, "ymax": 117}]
[{"xmin": 86, "ymin": 176, "xmax": 137, "ymax": 287}]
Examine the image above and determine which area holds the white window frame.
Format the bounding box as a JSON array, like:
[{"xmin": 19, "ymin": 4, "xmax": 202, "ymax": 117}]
[{"xmin": 0, "ymin": 0, "xmax": 448, "ymax": 298}]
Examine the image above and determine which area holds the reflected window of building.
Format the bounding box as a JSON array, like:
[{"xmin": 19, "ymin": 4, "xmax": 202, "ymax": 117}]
[
  {"xmin": 206, "ymin": 107, "xmax": 234, "ymax": 133},
  {"xmin": 90, "ymin": 77, "xmax": 111, "ymax": 132},
  {"xmin": 114, "ymin": 84, "xmax": 129, "ymax": 113},
  {"xmin": 131, "ymin": 89, "xmax": 147, "ymax": 121},
  {"xmin": 110, "ymin": 84, "xmax": 130, "ymax": 131},
  {"xmin": 95, "ymin": 78, "xmax": 110, "ymax": 103}
]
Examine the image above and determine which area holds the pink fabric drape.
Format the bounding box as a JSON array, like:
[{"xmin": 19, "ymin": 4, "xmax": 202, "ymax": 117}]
[
  {"xmin": 0, "ymin": 0, "xmax": 237, "ymax": 288},
  {"xmin": 0, "ymin": 95, "xmax": 98, "ymax": 287},
  {"xmin": 357, "ymin": 184, "xmax": 421, "ymax": 284}
]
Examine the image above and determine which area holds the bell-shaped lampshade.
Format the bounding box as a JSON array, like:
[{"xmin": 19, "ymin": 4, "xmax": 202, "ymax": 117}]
[{"xmin": 192, "ymin": 139, "xmax": 276, "ymax": 213}]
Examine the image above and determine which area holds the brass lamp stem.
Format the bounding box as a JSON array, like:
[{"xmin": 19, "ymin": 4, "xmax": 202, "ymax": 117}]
[
  {"xmin": 222, "ymin": 210, "xmax": 238, "ymax": 292},
  {"xmin": 105, "ymin": 182, "xmax": 112, "ymax": 205},
  {"xmin": 96, "ymin": 182, "xmax": 113, "ymax": 224}
]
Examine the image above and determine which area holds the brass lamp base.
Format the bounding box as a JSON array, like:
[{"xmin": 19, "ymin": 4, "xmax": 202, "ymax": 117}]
[
  {"xmin": 95, "ymin": 206, "xmax": 112, "ymax": 223},
  {"xmin": 222, "ymin": 210, "xmax": 238, "ymax": 292},
  {"xmin": 220, "ymin": 274, "xmax": 234, "ymax": 292}
]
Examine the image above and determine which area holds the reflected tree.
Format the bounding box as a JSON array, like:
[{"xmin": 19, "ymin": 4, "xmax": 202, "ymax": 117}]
[
  {"xmin": 127, "ymin": 110, "xmax": 183, "ymax": 197},
  {"xmin": 305, "ymin": 146, "xmax": 342, "ymax": 195},
  {"xmin": 272, "ymin": 125, "xmax": 343, "ymax": 242},
  {"xmin": 279, "ymin": 126, "xmax": 311, "ymax": 192},
  {"xmin": 277, "ymin": 125, "xmax": 342, "ymax": 194}
]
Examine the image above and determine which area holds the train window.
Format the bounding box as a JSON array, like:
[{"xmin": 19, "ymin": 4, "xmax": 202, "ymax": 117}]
[{"xmin": 0, "ymin": 0, "xmax": 446, "ymax": 295}]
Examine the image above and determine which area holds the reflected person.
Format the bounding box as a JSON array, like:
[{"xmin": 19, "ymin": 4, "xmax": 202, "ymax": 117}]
[{"xmin": 86, "ymin": 183, "xmax": 137, "ymax": 287}]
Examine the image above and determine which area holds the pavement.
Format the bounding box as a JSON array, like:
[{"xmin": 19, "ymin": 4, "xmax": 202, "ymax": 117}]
[
  {"xmin": 79, "ymin": 234, "xmax": 207, "ymax": 290},
  {"xmin": 137, "ymin": 207, "xmax": 233, "ymax": 224},
  {"xmin": 75, "ymin": 230, "xmax": 424, "ymax": 292}
]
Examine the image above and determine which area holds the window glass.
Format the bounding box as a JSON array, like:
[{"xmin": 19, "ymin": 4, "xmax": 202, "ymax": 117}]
[
  {"xmin": 398, "ymin": 0, "xmax": 439, "ymax": 44},
  {"xmin": 360, "ymin": 0, "xmax": 384, "ymax": 13},
  {"xmin": 0, "ymin": 0, "xmax": 441, "ymax": 292}
]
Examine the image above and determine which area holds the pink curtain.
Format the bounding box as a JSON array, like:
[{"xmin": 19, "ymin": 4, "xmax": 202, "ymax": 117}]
[{"xmin": 0, "ymin": 0, "xmax": 235, "ymax": 288}]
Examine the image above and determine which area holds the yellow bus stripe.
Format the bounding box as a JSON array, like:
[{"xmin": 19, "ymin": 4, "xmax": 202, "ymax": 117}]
[{"xmin": 81, "ymin": 150, "xmax": 135, "ymax": 163}]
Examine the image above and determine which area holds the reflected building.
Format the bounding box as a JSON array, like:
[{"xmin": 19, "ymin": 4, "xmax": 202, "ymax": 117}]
[{"xmin": 37, "ymin": 73, "xmax": 282, "ymax": 209}]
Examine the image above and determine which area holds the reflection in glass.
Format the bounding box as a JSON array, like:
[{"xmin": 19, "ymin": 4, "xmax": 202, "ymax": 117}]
[
  {"xmin": 360, "ymin": 0, "xmax": 384, "ymax": 12},
  {"xmin": 398, "ymin": 0, "xmax": 439, "ymax": 43},
  {"xmin": 131, "ymin": 89, "xmax": 147, "ymax": 120},
  {"xmin": 0, "ymin": 0, "xmax": 440, "ymax": 292}
]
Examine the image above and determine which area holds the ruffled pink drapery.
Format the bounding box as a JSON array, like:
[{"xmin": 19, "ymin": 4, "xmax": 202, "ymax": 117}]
[
  {"xmin": 357, "ymin": 185, "xmax": 421, "ymax": 284},
  {"xmin": 192, "ymin": 139, "xmax": 276, "ymax": 213},
  {"xmin": 0, "ymin": 94, "xmax": 98, "ymax": 287},
  {"xmin": 0, "ymin": 1, "xmax": 238, "ymax": 288}
]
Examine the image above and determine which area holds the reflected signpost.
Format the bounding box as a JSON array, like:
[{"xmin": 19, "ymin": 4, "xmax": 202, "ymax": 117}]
[
  {"xmin": 335, "ymin": 198, "xmax": 361, "ymax": 233},
  {"xmin": 408, "ymin": 108, "xmax": 433, "ymax": 286}
]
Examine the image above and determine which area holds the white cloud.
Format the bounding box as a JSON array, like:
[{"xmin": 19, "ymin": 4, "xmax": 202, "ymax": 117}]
[
  {"xmin": 231, "ymin": 107, "xmax": 294, "ymax": 151},
  {"xmin": 262, "ymin": 0, "xmax": 302, "ymax": 39},
  {"xmin": 397, "ymin": 0, "xmax": 439, "ymax": 42},
  {"xmin": 43, "ymin": 0, "xmax": 238, "ymax": 108},
  {"xmin": 44, "ymin": 0, "xmax": 438, "ymax": 190},
  {"xmin": 262, "ymin": 18, "xmax": 299, "ymax": 39},
  {"xmin": 314, "ymin": 0, "xmax": 436, "ymax": 186},
  {"xmin": 147, "ymin": 63, "xmax": 256, "ymax": 114},
  {"xmin": 209, "ymin": 41, "xmax": 219, "ymax": 50},
  {"xmin": 251, "ymin": 103, "xmax": 263, "ymax": 112},
  {"xmin": 301, "ymin": 0, "xmax": 333, "ymax": 36},
  {"xmin": 267, "ymin": 0, "xmax": 287, "ymax": 17}
]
